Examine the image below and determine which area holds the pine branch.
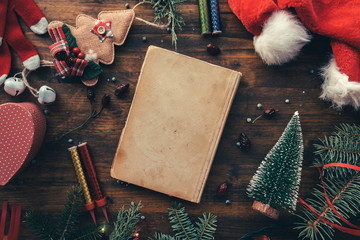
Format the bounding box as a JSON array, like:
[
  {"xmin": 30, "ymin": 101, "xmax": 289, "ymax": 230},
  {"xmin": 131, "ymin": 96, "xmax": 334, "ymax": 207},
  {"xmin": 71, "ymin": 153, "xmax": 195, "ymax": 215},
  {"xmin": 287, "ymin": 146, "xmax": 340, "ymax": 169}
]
[
  {"xmin": 148, "ymin": 232, "xmax": 177, "ymax": 240},
  {"xmin": 25, "ymin": 211, "xmax": 56, "ymax": 240},
  {"xmin": 168, "ymin": 202, "xmax": 197, "ymax": 240},
  {"xmin": 195, "ymin": 213, "xmax": 217, "ymax": 240},
  {"xmin": 56, "ymin": 185, "xmax": 84, "ymax": 240},
  {"xmin": 149, "ymin": 0, "xmax": 186, "ymax": 50},
  {"xmin": 149, "ymin": 202, "xmax": 217, "ymax": 240},
  {"xmin": 313, "ymin": 123, "xmax": 360, "ymax": 180},
  {"xmin": 73, "ymin": 224, "xmax": 103, "ymax": 240},
  {"xmin": 334, "ymin": 123, "xmax": 360, "ymax": 138},
  {"xmin": 294, "ymin": 174, "xmax": 360, "ymax": 240},
  {"xmin": 109, "ymin": 202, "xmax": 143, "ymax": 240}
]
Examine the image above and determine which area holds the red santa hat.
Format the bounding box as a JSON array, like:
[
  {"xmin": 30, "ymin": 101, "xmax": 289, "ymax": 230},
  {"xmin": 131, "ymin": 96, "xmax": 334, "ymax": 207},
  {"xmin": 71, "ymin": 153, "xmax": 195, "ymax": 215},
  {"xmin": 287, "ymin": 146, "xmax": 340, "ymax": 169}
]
[{"xmin": 228, "ymin": 0, "xmax": 360, "ymax": 109}]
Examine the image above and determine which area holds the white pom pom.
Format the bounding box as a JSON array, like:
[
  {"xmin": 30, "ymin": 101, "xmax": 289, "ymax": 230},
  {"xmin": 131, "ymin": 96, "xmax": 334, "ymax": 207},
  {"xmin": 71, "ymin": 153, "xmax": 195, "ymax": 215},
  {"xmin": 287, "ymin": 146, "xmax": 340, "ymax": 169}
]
[
  {"xmin": 253, "ymin": 10, "xmax": 311, "ymax": 65},
  {"xmin": 30, "ymin": 17, "xmax": 48, "ymax": 35},
  {"xmin": 0, "ymin": 74, "xmax": 7, "ymax": 86},
  {"xmin": 23, "ymin": 55, "xmax": 40, "ymax": 70},
  {"xmin": 320, "ymin": 57, "xmax": 360, "ymax": 109}
]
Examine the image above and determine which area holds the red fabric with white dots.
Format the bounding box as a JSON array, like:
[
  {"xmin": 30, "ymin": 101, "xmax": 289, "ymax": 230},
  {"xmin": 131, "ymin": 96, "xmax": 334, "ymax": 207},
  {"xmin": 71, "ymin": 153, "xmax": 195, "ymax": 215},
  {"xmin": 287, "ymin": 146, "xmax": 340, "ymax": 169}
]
[{"xmin": 0, "ymin": 102, "xmax": 46, "ymax": 185}]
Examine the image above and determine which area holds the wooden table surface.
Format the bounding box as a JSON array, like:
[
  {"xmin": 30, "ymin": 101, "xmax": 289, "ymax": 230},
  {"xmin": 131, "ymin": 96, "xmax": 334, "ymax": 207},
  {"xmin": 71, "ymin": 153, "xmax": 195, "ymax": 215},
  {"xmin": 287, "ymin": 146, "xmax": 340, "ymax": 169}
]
[{"xmin": 1, "ymin": 0, "xmax": 360, "ymax": 239}]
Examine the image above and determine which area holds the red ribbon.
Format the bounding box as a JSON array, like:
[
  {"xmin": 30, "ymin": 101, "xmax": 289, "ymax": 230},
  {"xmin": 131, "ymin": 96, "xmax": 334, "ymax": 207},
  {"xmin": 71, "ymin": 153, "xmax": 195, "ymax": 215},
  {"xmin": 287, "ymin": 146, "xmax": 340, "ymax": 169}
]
[
  {"xmin": 298, "ymin": 163, "xmax": 360, "ymax": 236},
  {"xmin": 323, "ymin": 162, "xmax": 360, "ymax": 171}
]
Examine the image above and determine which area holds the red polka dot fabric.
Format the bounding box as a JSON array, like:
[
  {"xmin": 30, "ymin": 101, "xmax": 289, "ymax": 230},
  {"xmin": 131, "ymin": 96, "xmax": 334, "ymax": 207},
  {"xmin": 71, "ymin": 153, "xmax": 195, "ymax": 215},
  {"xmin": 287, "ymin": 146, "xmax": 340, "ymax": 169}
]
[{"xmin": 0, "ymin": 103, "xmax": 46, "ymax": 186}]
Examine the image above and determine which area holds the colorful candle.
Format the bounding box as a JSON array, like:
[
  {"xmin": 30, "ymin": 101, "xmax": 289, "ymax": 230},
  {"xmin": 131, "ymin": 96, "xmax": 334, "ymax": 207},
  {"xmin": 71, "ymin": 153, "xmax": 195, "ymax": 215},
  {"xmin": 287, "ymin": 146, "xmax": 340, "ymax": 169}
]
[
  {"xmin": 68, "ymin": 146, "xmax": 96, "ymax": 225},
  {"xmin": 209, "ymin": 0, "xmax": 222, "ymax": 34},
  {"xmin": 78, "ymin": 142, "xmax": 109, "ymax": 222},
  {"xmin": 198, "ymin": 0, "xmax": 211, "ymax": 35}
]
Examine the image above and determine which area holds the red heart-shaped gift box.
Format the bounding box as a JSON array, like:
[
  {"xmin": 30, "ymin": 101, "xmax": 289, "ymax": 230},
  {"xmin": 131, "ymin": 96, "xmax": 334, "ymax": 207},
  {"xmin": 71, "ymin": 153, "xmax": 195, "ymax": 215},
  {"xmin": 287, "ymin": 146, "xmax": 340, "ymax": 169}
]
[{"xmin": 0, "ymin": 102, "xmax": 46, "ymax": 186}]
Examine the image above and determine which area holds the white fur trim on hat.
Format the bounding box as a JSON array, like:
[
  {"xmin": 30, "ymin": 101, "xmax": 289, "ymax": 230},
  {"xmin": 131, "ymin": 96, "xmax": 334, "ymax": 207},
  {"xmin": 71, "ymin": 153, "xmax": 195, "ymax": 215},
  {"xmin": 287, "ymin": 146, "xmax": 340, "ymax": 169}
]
[
  {"xmin": 320, "ymin": 57, "xmax": 360, "ymax": 109},
  {"xmin": 253, "ymin": 10, "xmax": 311, "ymax": 65},
  {"xmin": 23, "ymin": 55, "xmax": 40, "ymax": 70},
  {"xmin": 0, "ymin": 74, "xmax": 7, "ymax": 86},
  {"xmin": 30, "ymin": 17, "xmax": 48, "ymax": 35}
]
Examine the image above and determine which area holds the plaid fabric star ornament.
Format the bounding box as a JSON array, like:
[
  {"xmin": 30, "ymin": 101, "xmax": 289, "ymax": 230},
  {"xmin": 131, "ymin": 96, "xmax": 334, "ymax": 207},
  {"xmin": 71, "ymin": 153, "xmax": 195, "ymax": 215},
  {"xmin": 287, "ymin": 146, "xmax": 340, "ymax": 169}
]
[{"xmin": 91, "ymin": 20, "xmax": 113, "ymax": 42}]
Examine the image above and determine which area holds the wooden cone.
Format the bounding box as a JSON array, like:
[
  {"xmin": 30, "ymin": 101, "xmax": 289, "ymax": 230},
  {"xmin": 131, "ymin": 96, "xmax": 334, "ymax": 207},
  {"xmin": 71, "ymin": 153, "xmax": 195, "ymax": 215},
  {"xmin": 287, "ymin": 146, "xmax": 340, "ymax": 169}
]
[{"xmin": 252, "ymin": 200, "xmax": 279, "ymax": 220}]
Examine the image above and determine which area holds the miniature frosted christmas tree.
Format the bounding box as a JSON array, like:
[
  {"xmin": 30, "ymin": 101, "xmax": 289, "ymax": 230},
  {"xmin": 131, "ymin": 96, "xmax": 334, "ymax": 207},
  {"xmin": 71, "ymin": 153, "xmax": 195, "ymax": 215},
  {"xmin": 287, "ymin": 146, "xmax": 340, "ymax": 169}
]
[{"xmin": 247, "ymin": 111, "xmax": 303, "ymax": 219}]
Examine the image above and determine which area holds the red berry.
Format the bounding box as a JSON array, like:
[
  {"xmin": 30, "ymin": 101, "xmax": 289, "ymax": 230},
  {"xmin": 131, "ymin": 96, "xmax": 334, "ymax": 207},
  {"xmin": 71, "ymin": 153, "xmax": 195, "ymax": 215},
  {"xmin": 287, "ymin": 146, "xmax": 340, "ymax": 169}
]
[
  {"xmin": 207, "ymin": 44, "xmax": 221, "ymax": 56},
  {"xmin": 115, "ymin": 83, "xmax": 130, "ymax": 96},
  {"xmin": 77, "ymin": 52, "xmax": 85, "ymax": 59},
  {"xmin": 216, "ymin": 182, "xmax": 228, "ymax": 198},
  {"xmin": 72, "ymin": 47, "xmax": 81, "ymax": 55},
  {"xmin": 263, "ymin": 108, "xmax": 279, "ymax": 118}
]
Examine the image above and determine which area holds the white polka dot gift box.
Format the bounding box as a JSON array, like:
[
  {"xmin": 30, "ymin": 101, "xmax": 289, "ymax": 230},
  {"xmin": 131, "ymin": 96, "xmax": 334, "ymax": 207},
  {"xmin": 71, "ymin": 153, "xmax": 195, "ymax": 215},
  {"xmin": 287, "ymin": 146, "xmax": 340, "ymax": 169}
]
[{"xmin": 0, "ymin": 102, "xmax": 46, "ymax": 185}]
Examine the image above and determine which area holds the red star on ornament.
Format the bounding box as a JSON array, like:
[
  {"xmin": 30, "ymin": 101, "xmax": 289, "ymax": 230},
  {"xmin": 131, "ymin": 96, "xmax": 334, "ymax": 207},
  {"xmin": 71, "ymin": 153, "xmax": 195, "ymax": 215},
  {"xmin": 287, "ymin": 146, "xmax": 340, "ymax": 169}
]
[{"xmin": 90, "ymin": 20, "xmax": 113, "ymax": 42}]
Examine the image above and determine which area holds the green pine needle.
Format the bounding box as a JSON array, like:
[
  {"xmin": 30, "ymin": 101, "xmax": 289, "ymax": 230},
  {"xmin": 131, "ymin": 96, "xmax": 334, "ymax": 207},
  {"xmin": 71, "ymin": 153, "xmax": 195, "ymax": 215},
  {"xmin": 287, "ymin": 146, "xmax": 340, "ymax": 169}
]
[
  {"xmin": 295, "ymin": 175, "xmax": 360, "ymax": 240},
  {"xmin": 73, "ymin": 224, "xmax": 104, "ymax": 240},
  {"xmin": 148, "ymin": 0, "xmax": 186, "ymax": 50},
  {"xmin": 26, "ymin": 185, "xmax": 103, "ymax": 240},
  {"xmin": 147, "ymin": 202, "xmax": 217, "ymax": 240},
  {"xmin": 109, "ymin": 202, "xmax": 143, "ymax": 240},
  {"xmin": 56, "ymin": 185, "xmax": 84, "ymax": 239},
  {"xmin": 25, "ymin": 211, "xmax": 56, "ymax": 240},
  {"xmin": 168, "ymin": 202, "xmax": 197, "ymax": 240},
  {"xmin": 295, "ymin": 123, "xmax": 360, "ymax": 240},
  {"xmin": 195, "ymin": 213, "xmax": 217, "ymax": 240},
  {"xmin": 149, "ymin": 232, "xmax": 177, "ymax": 240},
  {"xmin": 313, "ymin": 123, "xmax": 360, "ymax": 179}
]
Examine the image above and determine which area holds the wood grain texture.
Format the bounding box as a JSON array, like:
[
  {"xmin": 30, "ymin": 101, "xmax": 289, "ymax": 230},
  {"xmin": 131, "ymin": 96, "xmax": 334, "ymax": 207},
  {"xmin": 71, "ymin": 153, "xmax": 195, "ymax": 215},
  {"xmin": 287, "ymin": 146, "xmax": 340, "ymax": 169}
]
[{"xmin": 0, "ymin": 0, "xmax": 359, "ymax": 239}]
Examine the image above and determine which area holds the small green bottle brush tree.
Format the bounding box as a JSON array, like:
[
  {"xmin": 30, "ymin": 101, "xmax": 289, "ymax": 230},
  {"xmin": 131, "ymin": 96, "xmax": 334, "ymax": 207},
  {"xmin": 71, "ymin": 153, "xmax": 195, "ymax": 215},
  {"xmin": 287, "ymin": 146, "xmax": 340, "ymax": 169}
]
[
  {"xmin": 295, "ymin": 124, "xmax": 360, "ymax": 240},
  {"xmin": 247, "ymin": 111, "xmax": 304, "ymax": 219}
]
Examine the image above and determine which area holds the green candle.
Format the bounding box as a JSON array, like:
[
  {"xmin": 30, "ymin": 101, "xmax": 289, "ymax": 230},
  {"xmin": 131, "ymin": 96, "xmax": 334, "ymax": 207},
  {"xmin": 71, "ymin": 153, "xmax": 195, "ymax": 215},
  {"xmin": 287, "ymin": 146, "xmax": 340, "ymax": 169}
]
[{"xmin": 198, "ymin": 0, "xmax": 211, "ymax": 35}]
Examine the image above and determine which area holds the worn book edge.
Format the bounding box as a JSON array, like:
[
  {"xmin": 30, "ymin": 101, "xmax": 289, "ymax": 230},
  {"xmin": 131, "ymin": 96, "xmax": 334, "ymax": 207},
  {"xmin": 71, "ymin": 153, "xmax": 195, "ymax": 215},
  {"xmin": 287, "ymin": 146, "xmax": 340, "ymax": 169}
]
[
  {"xmin": 193, "ymin": 70, "xmax": 241, "ymax": 202},
  {"xmin": 111, "ymin": 45, "xmax": 242, "ymax": 203}
]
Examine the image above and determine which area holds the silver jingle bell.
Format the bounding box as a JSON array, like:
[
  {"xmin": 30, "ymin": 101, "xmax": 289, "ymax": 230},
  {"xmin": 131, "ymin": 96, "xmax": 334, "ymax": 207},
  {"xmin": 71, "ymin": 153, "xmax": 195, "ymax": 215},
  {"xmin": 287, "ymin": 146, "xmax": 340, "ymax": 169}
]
[
  {"xmin": 4, "ymin": 77, "xmax": 26, "ymax": 96},
  {"xmin": 38, "ymin": 85, "xmax": 56, "ymax": 105}
]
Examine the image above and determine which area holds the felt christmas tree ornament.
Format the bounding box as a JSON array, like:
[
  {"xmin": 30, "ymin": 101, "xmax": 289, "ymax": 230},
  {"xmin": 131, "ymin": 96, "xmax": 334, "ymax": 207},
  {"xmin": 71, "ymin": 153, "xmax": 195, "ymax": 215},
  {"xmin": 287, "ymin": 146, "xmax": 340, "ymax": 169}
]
[
  {"xmin": 48, "ymin": 10, "xmax": 134, "ymax": 86},
  {"xmin": 228, "ymin": 0, "xmax": 360, "ymax": 109},
  {"xmin": 48, "ymin": 2, "xmax": 170, "ymax": 86},
  {"xmin": 0, "ymin": 0, "xmax": 48, "ymax": 86}
]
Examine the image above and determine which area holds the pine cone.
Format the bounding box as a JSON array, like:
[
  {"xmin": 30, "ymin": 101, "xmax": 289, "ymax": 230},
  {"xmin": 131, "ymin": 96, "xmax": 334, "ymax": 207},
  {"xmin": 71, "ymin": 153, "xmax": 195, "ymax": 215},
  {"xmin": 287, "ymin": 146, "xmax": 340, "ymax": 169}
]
[{"xmin": 237, "ymin": 133, "xmax": 251, "ymax": 151}]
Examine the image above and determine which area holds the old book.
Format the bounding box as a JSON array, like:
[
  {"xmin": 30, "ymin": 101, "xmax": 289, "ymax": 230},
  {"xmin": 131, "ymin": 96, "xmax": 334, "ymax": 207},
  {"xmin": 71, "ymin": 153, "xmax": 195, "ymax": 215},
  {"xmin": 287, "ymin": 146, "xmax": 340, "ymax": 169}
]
[{"xmin": 111, "ymin": 46, "xmax": 241, "ymax": 203}]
